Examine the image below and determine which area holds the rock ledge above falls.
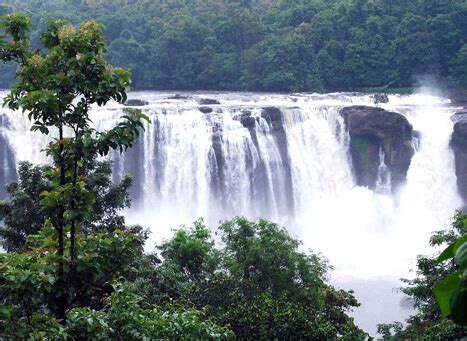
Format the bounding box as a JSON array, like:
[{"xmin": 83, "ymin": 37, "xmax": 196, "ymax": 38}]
[{"xmin": 340, "ymin": 106, "xmax": 415, "ymax": 190}]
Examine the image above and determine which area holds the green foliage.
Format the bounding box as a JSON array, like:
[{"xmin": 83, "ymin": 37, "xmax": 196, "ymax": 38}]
[
  {"xmin": 0, "ymin": 162, "xmax": 48, "ymax": 251},
  {"xmin": 377, "ymin": 322, "xmax": 403, "ymax": 340},
  {"xmin": 159, "ymin": 219, "xmax": 219, "ymax": 282},
  {"xmin": 0, "ymin": 259, "xmax": 234, "ymax": 339},
  {"xmin": 1, "ymin": 0, "xmax": 466, "ymax": 91},
  {"xmin": 0, "ymin": 160, "xmax": 135, "ymax": 252},
  {"xmin": 435, "ymin": 226, "xmax": 467, "ymax": 325},
  {"xmin": 102, "ymin": 282, "xmax": 234, "ymax": 340},
  {"xmin": 64, "ymin": 282, "xmax": 232, "ymax": 340},
  {"xmin": 149, "ymin": 217, "xmax": 367, "ymax": 339},
  {"xmin": 377, "ymin": 212, "xmax": 467, "ymax": 339},
  {"xmin": 66, "ymin": 308, "xmax": 108, "ymax": 339},
  {"xmin": 0, "ymin": 226, "xmax": 142, "ymax": 330},
  {"xmin": 0, "ymin": 12, "xmax": 31, "ymax": 63}
]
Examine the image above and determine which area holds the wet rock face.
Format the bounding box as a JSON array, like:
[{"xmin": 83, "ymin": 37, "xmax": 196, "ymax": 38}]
[
  {"xmin": 348, "ymin": 134, "xmax": 381, "ymax": 188},
  {"xmin": 451, "ymin": 114, "xmax": 467, "ymax": 202},
  {"xmin": 261, "ymin": 107, "xmax": 282, "ymax": 129},
  {"xmin": 341, "ymin": 106, "xmax": 415, "ymax": 190},
  {"xmin": 259, "ymin": 107, "xmax": 295, "ymax": 213},
  {"xmin": 210, "ymin": 119, "xmax": 224, "ymax": 203}
]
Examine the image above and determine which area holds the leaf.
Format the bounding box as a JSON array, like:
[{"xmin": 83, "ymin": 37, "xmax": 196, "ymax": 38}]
[
  {"xmin": 455, "ymin": 242, "xmax": 467, "ymax": 268},
  {"xmin": 434, "ymin": 271, "xmax": 461, "ymax": 317},
  {"xmin": 437, "ymin": 235, "xmax": 467, "ymax": 263},
  {"xmin": 438, "ymin": 242, "xmax": 455, "ymax": 263},
  {"xmin": 450, "ymin": 275, "xmax": 467, "ymax": 325}
]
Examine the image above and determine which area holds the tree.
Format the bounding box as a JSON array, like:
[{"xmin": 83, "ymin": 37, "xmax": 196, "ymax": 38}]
[
  {"xmin": 151, "ymin": 217, "xmax": 367, "ymax": 339},
  {"xmin": 0, "ymin": 160, "xmax": 134, "ymax": 252},
  {"xmin": 0, "ymin": 224, "xmax": 144, "ymax": 332},
  {"xmin": 99, "ymin": 282, "xmax": 233, "ymax": 340},
  {"xmin": 0, "ymin": 162, "xmax": 48, "ymax": 252},
  {"xmin": 245, "ymin": 32, "xmax": 324, "ymax": 92},
  {"xmin": 0, "ymin": 12, "xmax": 147, "ymax": 321}
]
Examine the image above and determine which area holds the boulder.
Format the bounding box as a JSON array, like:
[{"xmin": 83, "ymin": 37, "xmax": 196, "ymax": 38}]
[
  {"xmin": 197, "ymin": 98, "xmax": 220, "ymax": 105},
  {"xmin": 451, "ymin": 115, "xmax": 467, "ymax": 202},
  {"xmin": 240, "ymin": 111, "xmax": 256, "ymax": 128},
  {"xmin": 199, "ymin": 107, "xmax": 213, "ymax": 114},
  {"xmin": 124, "ymin": 99, "xmax": 149, "ymax": 107},
  {"xmin": 341, "ymin": 106, "xmax": 414, "ymax": 190}
]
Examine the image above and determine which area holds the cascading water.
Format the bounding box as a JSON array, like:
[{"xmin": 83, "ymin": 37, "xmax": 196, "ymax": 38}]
[
  {"xmin": 0, "ymin": 90, "xmax": 463, "ymax": 335},
  {"xmin": 375, "ymin": 147, "xmax": 391, "ymax": 194}
]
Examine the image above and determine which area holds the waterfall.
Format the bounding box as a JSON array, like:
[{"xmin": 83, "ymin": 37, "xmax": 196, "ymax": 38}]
[
  {"xmin": 0, "ymin": 91, "xmax": 461, "ymax": 272},
  {"xmin": 385, "ymin": 94, "xmax": 462, "ymax": 267},
  {"xmin": 0, "ymin": 90, "xmax": 463, "ymax": 334},
  {"xmin": 375, "ymin": 146, "xmax": 391, "ymax": 194}
]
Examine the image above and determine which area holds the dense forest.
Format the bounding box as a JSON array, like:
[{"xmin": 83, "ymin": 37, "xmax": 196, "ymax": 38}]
[{"xmin": 0, "ymin": 0, "xmax": 467, "ymax": 92}]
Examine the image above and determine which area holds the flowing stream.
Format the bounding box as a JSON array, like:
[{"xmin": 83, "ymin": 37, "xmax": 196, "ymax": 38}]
[{"xmin": 0, "ymin": 90, "xmax": 462, "ymax": 334}]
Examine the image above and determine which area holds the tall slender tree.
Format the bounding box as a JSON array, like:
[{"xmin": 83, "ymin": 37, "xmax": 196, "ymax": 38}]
[{"xmin": 0, "ymin": 12, "xmax": 148, "ymax": 321}]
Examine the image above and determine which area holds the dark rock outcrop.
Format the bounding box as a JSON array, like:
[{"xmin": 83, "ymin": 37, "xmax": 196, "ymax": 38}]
[
  {"xmin": 341, "ymin": 106, "xmax": 414, "ymax": 190},
  {"xmin": 261, "ymin": 107, "xmax": 283, "ymax": 130},
  {"xmin": 197, "ymin": 98, "xmax": 220, "ymax": 105},
  {"xmin": 240, "ymin": 111, "xmax": 256, "ymax": 128},
  {"xmin": 124, "ymin": 99, "xmax": 149, "ymax": 106},
  {"xmin": 210, "ymin": 119, "xmax": 224, "ymax": 203},
  {"xmin": 199, "ymin": 107, "xmax": 213, "ymax": 114},
  {"xmin": 451, "ymin": 115, "xmax": 467, "ymax": 202}
]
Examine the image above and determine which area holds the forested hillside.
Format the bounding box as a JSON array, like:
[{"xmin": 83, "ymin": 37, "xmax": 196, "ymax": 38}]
[{"xmin": 0, "ymin": 0, "xmax": 466, "ymax": 91}]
